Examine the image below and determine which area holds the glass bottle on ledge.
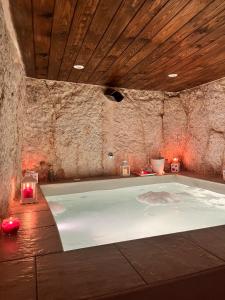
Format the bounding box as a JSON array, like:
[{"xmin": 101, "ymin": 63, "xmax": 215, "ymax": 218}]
[{"xmin": 120, "ymin": 160, "xmax": 130, "ymax": 177}]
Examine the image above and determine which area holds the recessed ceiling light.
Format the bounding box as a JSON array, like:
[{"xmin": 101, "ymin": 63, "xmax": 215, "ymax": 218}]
[
  {"xmin": 168, "ymin": 73, "xmax": 178, "ymax": 78},
  {"xmin": 73, "ymin": 64, "xmax": 84, "ymax": 70}
]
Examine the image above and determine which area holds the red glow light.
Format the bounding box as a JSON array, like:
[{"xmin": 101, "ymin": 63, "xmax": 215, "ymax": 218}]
[
  {"xmin": 172, "ymin": 157, "xmax": 179, "ymax": 163},
  {"xmin": 23, "ymin": 186, "xmax": 33, "ymax": 198},
  {"xmin": 1, "ymin": 217, "xmax": 20, "ymax": 234}
]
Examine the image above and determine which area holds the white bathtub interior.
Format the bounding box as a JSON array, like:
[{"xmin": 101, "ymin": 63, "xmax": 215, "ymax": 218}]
[{"xmin": 41, "ymin": 175, "xmax": 225, "ymax": 251}]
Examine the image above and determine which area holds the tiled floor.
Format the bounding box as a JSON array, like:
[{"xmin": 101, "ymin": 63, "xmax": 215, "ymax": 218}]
[
  {"xmin": 2, "ymin": 175, "xmax": 225, "ymax": 300},
  {"xmin": 37, "ymin": 244, "xmax": 145, "ymax": 300},
  {"xmin": 116, "ymin": 234, "xmax": 224, "ymax": 284}
]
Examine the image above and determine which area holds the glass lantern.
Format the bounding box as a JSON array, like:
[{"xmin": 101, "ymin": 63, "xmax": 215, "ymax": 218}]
[
  {"xmin": 21, "ymin": 175, "xmax": 37, "ymax": 204},
  {"xmin": 120, "ymin": 160, "xmax": 130, "ymax": 177},
  {"xmin": 171, "ymin": 158, "xmax": 180, "ymax": 173}
]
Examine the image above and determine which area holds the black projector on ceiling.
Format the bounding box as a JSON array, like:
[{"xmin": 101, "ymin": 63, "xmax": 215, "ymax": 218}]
[{"xmin": 104, "ymin": 88, "xmax": 124, "ymax": 102}]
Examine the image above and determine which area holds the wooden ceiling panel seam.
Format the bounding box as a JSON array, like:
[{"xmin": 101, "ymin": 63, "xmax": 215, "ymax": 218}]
[
  {"xmin": 48, "ymin": 0, "xmax": 79, "ymax": 80},
  {"xmin": 125, "ymin": 1, "xmax": 225, "ymax": 89},
  {"xmin": 148, "ymin": 59, "xmax": 225, "ymax": 91},
  {"xmin": 163, "ymin": 58, "xmax": 225, "ymax": 91},
  {"xmin": 32, "ymin": 0, "xmax": 56, "ymax": 78},
  {"xmin": 9, "ymin": 0, "xmax": 36, "ymax": 76},
  {"xmin": 75, "ymin": 0, "xmax": 127, "ymax": 83},
  {"xmin": 64, "ymin": 0, "xmax": 102, "ymax": 82},
  {"xmin": 76, "ymin": 0, "xmax": 147, "ymax": 84},
  {"xmin": 87, "ymin": 0, "xmax": 171, "ymax": 85},
  {"xmin": 31, "ymin": 0, "xmax": 36, "ymax": 77},
  {"xmin": 46, "ymin": 0, "xmax": 57, "ymax": 79},
  {"xmin": 86, "ymin": 0, "xmax": 171, "ymax": 84},
  {"xmin": 67, "ymin": 0, "xmax": 124, "ymax": 83},
  {"xmin": 141, "ymin": 21, "xmax": 225, "ymax": 90},
  {"xmin": 57, "ymin": 0, "xmax": 100, "ymax": 81},
  {"xmin": 110, "ymin": 0, "xmax": 213, "ymax": 87},
  {"xmin": 10, "ymin": 0, "xmax": 225, "ymax": 91},
  {"xmin": 95, "ymin": 0, "xmax": 191, "ymax": 85},
  {"xmin": 89, "ymin": 0, "xmax": 172, "ymax": 84},
  {"xmin": 162, "ymin": 42, "xmax": 225, "ymax": 88},
  {"xmin": 124, "ymin": 0, "xmax": 218, "ymax": 87}
]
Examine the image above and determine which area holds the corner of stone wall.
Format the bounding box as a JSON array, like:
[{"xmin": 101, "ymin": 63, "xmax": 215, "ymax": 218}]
[{"xmin": 0, "ymin": 1, "xmax": 26, "ymax": 218}]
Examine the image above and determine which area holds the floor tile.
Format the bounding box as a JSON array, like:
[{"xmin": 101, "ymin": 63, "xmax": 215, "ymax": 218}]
[
  {"xmin": 181, "ymin": 225, "xmax": 225, "ymax": 261},
  {"xmin": 0, "ymin": 257, "xmax": 36, "ymax": 300},
  {"xmin": 8, "ymin": 198, "xmax": 49, "ymax": 214},
  {"xmin": 13, "ymin": 210, "xmax": 55, "ymax": 230},
  {"xmin": 0, "ymin": 225, "xmax": 62, "ymax": 262},
  {"xmin": 100, "ymin": 266, "xmax": 225, "ymax": 300},
  {"xmin": 36, "ymin": 244, "xmax": 145, "ymax": 300},
  {"xmin": 117, "ymin": 234, "xmax": 224, "ymax": 284}
]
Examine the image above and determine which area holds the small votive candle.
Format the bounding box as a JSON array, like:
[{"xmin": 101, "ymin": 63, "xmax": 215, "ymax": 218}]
[
  {"xmin": 171, "ymin": 158, "xmax": 180, "ymax": 173},
  {"xmin": 1, "ymin": 217, "xmax": 20, "ymax": 234},
  {"xmin": 23, "ymin": 186, "xmax": 33, "ymax": 198}
]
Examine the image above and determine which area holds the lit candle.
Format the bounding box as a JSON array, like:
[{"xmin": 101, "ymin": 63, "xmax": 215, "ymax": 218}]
[
  {"xmin": 171, "ymin": 158, "xmax": 180, "ymax": 173},
  {"xmin": 23, "ymin": 185, "xmax": 33, "ymax": 198},
  {"xmin": 1, "ymin": 217, "xmax": 20, "ymax": 234}
]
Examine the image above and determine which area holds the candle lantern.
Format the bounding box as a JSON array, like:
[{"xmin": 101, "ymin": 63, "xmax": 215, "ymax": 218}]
[
  {"xmin": 21, "ymin": 175, "xmax": 37, "ymax": 204},
  {"xmin": 120, "ymin": 160, "xmax": 130, "ymax": 177},
  {"xmin": 171, "ymin": 158, "xmax": 180, "ymax": 173},
  {"xmin": 25, "ymin": 170, "xmax": 38, "ymax": 182},
  {"xmin": 1, "ymin": 217, "xmax": 20, "ymax": 234}
]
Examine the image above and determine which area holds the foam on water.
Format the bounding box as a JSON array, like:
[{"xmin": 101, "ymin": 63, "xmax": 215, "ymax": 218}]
[{"xmin": 46, "ymin": 182, "xmax": 225, "ymax": 251}]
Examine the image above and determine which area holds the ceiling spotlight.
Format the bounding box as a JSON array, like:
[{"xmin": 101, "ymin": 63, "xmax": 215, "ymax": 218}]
[
  {"xmin": 168, "ymin": 73, "xmax": 178, "ymax": 78},
  {"xmin": 73, "ymin": 64, "xmax": 84, "ymax": 70}
]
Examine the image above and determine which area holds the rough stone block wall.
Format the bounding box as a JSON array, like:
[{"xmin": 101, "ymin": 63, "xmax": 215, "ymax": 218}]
[
  {"xmin": 0, "ymin": 1, "xmax": 25, "ymax": 217},
  {"xmin": 23, "ymin": 77, "xmax": 225, "ymax": 178},
  {"xmin": 179, "ymin": 80, "xmax": 225, "ymax": 175},
  {"xmin": 162, "ymin": 79, "xmax": 225, "ymax": 175},
  {"xmin": 23, "ymin": 78, "xmax": 165, "ymax": 178}
]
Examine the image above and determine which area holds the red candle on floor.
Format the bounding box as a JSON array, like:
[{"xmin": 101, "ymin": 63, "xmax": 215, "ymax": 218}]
[
  {"xmin": 1, "ymin": 217, "xmax": 20, "ymax": 234},
  {"xmin": 23, "ymin": 186, "xmax": 33, "ymax": 198}
]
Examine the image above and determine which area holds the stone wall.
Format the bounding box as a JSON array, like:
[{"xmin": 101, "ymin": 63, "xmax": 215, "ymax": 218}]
[
  {"xmin": 0, "ymin": 1, "xmax": 26, "ymax": 217},
  {"xmin": 163, "ymin": 79, "xmax": 225, "ymax": 176},
  {"xmin": 23, "ymin": 77, "xmax": 225, "ymax": 179},
  {"xmin": 23, "ymin": 78, "xmax": 165, "ymax": 178},
  {"xmin": 181, "ymin": 80, "xmax": 225, "ymax": 175}
]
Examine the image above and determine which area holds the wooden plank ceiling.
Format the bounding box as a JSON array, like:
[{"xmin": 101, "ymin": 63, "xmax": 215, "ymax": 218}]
[{"xmin": 10, "ymin": 0, "xmax": 225, "ymax": 92}]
